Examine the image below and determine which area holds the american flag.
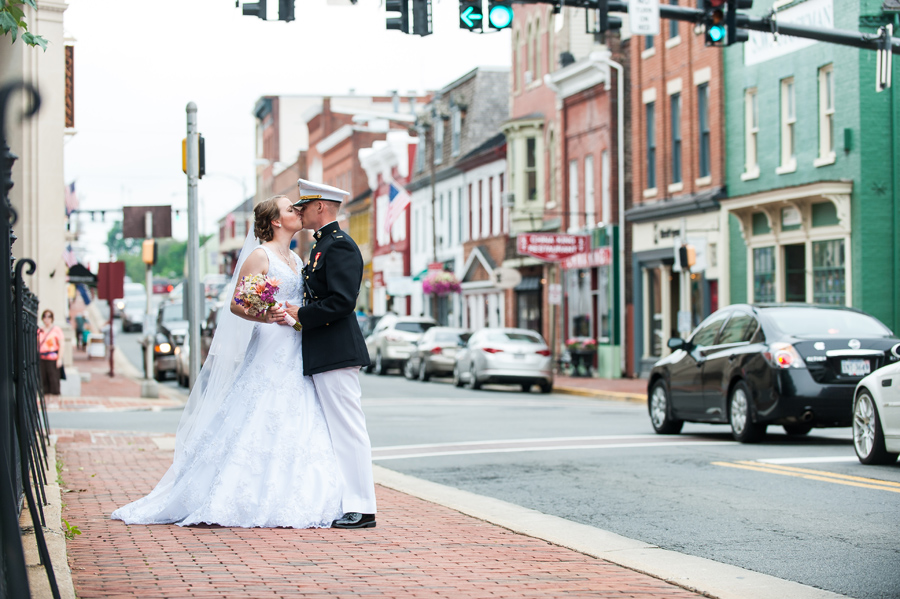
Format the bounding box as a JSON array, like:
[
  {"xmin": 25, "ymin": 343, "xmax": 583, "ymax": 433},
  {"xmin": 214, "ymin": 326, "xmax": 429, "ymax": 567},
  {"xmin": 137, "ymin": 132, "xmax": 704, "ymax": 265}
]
[
  {"xmin": 383, "ymin": 179, "xmax": 411, "ymax": 235},
  {"xmin": 62, "ymin": 244, "xmax": 77, "ymax": 267},
  {"xmin": 64, "ymin": 182, "xmax": 79, "ymax": 216}
]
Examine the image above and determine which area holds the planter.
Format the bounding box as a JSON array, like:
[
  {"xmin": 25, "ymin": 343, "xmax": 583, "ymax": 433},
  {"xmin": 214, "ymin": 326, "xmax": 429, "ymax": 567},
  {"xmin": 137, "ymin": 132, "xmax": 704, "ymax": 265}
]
[{"xmin": 570, "ymin": 350, "xmax": 595, "ymax": 377}]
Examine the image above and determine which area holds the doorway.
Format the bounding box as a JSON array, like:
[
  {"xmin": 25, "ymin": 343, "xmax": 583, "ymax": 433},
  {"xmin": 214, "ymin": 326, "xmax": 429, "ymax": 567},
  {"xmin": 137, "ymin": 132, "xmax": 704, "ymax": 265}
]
[{"xmin": 784, "ymin": 244, "xmax": 805, "ymax": 302}]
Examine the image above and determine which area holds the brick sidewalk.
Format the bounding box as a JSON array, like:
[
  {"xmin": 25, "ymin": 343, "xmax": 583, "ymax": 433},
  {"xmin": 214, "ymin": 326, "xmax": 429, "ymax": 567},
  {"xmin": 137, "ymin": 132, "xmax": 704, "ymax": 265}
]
[{"xmin": 56, "ymin": 429, "xmax": 703, "ymax": 599}]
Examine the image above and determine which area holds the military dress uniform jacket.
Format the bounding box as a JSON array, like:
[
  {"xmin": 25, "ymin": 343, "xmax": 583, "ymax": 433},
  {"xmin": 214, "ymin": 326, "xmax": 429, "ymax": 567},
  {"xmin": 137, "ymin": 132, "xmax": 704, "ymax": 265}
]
[{"xmin": 296, "ymin": 224, "xmax": 371, "ymax": 376}]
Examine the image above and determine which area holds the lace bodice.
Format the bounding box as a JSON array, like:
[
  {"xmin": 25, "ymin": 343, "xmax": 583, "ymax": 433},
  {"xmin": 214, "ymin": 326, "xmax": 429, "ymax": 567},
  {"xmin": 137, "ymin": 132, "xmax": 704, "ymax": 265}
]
[{"xmin": 260, "ymin": 245, "xmax": 304, "ymax": 302}]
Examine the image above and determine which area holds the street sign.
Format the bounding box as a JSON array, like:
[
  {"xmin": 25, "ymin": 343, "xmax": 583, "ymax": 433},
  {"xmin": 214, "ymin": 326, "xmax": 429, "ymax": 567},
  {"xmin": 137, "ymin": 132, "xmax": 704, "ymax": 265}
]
[
  {"xmin": 459, "ymin": 1, "xmax": 483, "ymax": 30},
  {"xmin": 516, "ymin": 233, "xmax": 589, "ymax": 262},
  {"xmin": 562, "ymin": 247, "xmax": 612, "ymax": 270},
  {"xmin": 493, "ymin": 267, "xmax": 522, "ymax": 290},
  {"xmin": 123, "ymin": 205, "xmax": 172, "ymax": 239},
  {"xmin": 548, "ymin": 283, "xmax": 562, "ymax": 305},
  {"xmin": 629, "ymin": 0, "xmax": 660, "ymax": 36}
]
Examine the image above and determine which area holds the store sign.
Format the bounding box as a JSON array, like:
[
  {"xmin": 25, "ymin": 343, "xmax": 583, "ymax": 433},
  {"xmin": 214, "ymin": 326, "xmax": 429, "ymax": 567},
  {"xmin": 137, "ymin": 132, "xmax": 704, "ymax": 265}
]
[
  {"xmin": 548, "ymin": 283, "xmax": 562, "ymax": 305},
  {"xmin": 517, "ymin": 233, "xmax": 589, "ymax": 262},
  {"xmin": 562, "ymin": 247, "xmax": 612, "ymax": 270},
  {"xmin": 744, "ymin": 0, "xmax": 832, "ymax": 66}
]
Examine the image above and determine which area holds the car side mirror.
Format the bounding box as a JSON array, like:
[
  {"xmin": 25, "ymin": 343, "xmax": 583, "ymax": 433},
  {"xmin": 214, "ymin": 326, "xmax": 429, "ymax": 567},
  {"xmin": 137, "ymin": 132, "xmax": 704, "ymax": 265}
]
[{"xmin": 667, "ymin": 337, "xmax": 687, "ymax": 351}]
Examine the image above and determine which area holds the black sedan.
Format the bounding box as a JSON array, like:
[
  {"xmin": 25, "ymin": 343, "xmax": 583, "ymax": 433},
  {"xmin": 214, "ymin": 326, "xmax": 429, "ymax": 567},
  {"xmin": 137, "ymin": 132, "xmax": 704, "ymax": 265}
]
[{"xmin": 648, "ymin": 303, "xmax": 900, "ymax": 443}]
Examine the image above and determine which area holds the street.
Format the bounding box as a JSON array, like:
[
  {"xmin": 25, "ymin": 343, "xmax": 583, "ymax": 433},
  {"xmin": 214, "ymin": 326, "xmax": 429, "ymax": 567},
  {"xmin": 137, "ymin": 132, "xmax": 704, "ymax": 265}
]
[{"xmin": 50, "ymin": 324, "xmax": 900, "ymax": 599}]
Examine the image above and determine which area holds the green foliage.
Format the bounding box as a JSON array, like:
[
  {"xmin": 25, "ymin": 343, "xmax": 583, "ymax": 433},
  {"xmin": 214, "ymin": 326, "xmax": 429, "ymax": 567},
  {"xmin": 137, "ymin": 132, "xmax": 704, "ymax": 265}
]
[
  {"xmin": 106, "ymin": 221, "xmax": 139, "ymax": 259},
  {"xmin": 113, "ymin": 233, "xmax": 213, "ymax": 285},
  {"xmin": 62, "ymin": 519, "xmax": 81, "ymax": 540},
  {"xmin": 1, "ymin": 1, "xmax": 48, "ymax": 50}
]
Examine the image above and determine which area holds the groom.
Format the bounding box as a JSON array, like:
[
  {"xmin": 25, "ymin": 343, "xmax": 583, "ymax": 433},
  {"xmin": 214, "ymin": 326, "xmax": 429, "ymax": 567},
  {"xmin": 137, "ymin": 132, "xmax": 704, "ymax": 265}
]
[{"xmin": 282, "ymin": 179, "xmax": 377, "ymax": 529}]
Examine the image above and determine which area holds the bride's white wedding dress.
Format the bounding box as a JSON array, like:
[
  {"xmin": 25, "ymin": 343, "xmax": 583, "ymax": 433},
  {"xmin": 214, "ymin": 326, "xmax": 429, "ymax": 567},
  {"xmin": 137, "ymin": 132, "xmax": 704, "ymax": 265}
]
[{"xmin": 112, "ymin": 246, "xmax": 343, "ymax": 528}]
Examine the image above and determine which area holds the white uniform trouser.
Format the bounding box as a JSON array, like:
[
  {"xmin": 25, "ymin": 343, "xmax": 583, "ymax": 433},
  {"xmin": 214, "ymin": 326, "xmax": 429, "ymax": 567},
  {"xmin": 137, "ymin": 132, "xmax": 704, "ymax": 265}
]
[{"xmin": 311, "ymin": 366, "xmax": 377, "ymax": 514}]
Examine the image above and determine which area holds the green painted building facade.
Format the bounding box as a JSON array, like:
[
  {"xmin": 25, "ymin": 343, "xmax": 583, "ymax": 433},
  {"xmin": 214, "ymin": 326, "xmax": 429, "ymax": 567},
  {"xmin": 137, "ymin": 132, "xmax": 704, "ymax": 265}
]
[{"xmin": 721, "ymin": 0, "xmax": 900, "ymax": 333}]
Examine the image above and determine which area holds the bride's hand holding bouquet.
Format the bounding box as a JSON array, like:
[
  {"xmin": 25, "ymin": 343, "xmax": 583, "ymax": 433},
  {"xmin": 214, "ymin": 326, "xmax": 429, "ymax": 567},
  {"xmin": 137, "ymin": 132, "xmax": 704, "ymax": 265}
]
[{"xmin": 233, "ymin": 274, "xmax": 286, "ymax": 324}]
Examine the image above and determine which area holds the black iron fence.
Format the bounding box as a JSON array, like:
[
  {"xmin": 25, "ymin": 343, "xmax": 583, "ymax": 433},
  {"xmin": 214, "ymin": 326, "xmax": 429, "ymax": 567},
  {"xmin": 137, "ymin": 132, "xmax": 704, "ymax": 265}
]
[{"xmin": 1, "ymin": 81, "xmax": 60, "ymax": 599}]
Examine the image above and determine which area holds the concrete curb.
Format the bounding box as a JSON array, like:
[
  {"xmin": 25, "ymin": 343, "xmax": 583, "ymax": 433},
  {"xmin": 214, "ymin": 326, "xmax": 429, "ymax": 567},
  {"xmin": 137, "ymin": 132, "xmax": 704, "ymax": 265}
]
[
  {"xmin": 373, "ymin": 465, "xmax": 847, "ymax": 599},
  {"xmin": 554, "ymin": 385, "xmax": 648, "ymax": 404},
  {"xmin": 22, "ymin": 436, "xmax": 76, "ymax": 599}
]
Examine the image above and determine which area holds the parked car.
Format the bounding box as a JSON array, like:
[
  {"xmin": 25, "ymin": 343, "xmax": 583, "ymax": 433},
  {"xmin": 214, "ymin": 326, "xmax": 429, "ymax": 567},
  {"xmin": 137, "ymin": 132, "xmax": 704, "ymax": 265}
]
[
  {"xmin": 175, "ymin": 330, "xmax": 191, "ymax": 387},
  {"xmin": 648, "ymin": 303, "xmax": 900, "ymax": 443},
  {"xmin": 453, "ymin": 328, "xmax": 553, "ymax": 393},
  {"xmin": 121, "ymin": 296, "xmax": 148, "ymax": 332},
  {"xmin": 144, "ymin": 301, "xmax": 190, "ymax": 381},
  {"xmin": 152, "ymin": 278, "xmax": 174, "ymax": 295},
  {"xmin": 365, "ymin": 315, "xmax": 437, "ymax": 375},
  {"xmin": 115, "ymin": 282, "xmax": 146, "ymax": 318},
  {"xmin": 203, "ymin": 274, "xmax": 229, "ymax": 299},
  {"xmin": 404, "ymin": 327, "xmax": 472, "ymax": 381},
  {"xmin": 852, "ymin": 359, "xmax": 900, "ymax": 464}
]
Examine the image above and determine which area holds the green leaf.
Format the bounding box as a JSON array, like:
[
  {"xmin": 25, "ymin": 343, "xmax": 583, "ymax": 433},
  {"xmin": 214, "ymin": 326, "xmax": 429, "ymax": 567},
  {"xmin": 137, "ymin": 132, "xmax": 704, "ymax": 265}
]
[
  {"xmin": 6, "ymin": 4, "xmax": 23, "ymax": 20},
  {"xmin": 22, "ymin": 31, "xmax": 47, "ymax": 50},
  {"xmin": 21, "ymin": 0, "xmax": 38, "ymax": 9},
  {"xmin": 0, "ymin": 11, "xmax": 19, "ymax": 33}
]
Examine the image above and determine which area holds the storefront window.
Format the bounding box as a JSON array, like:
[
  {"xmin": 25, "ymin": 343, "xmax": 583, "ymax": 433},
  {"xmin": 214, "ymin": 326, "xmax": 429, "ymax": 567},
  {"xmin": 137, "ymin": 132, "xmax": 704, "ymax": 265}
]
[
  {"xmin": 753, "ymin": 247, "xmax": 775, "ymax": 302},
  {"xmin": 648, "ymin": 267, "xmax": 662, "ymax": 357},
  {"xmin": 813, "ymin": 239, "xmax": 845, "ymax": 305},
  {"xmin": 594, "ymin": 266, "xmax": 611, "ymax": 342},
  {"xmin": 567, "ymin": 268, "xmax": 592, "ymax": 338}
]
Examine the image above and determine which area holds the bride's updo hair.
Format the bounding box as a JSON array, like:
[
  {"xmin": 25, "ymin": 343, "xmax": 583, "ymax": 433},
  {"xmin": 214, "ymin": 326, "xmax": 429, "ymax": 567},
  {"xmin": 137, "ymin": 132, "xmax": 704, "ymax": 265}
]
[{"xmin": 253, "ymin": 195, "xmax": 287, "ymax": 242}]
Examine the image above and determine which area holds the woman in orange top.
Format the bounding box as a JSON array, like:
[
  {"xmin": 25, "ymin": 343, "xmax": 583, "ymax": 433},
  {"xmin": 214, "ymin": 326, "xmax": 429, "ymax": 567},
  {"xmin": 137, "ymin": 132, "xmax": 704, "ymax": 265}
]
[{"xmin": 38, "ymin": 309, "xmax": 65, "ymax": 396}]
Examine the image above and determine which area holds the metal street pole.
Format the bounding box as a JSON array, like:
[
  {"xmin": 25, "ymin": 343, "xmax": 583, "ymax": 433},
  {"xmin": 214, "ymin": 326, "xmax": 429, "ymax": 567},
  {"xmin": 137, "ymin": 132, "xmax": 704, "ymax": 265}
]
[
  {"xmin": 186, "ymin": 102, "xmax": 202, "ymax": 387},
  {"xmin": 141, "ymin": 210, "xmax": 158, "ymax": 398},
  {"xmin": 429, "ymin": 109, "xmax": 440, "ymax": 324}
]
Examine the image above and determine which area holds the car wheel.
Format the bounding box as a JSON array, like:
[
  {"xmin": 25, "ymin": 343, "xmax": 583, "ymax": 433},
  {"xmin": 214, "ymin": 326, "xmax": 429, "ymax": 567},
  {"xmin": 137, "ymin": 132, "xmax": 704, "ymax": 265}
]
[
  {"xmin": 419, "ymin": 361, "xmax": 430, "ymax": 382},
  {"xmin": 539, "ymin": 382, "xmax": 552, "ymax": 394},
  {"xmin": 453, "ymin": 364, "xmax": 464, "ymax": 387},
  {"xmin": 375, "ymin": 352, "xmax": 387, "ymax": 376},
  {"xmin": 364, "ymin": 358, "xmax": 374, "ymax": 374},
  {"xmin": 403, "ymin": 359, "xmax": 416, "ymax": 380},
  {"xmin": 729, "ymin": 381, "xmax": 766, "ymax": 443},
  {"xmin": 154, "ymin": 367, "xmax": 164, "ymax": 382},
  {"xmin": 465, "ymin": 365, "xmax": 481, "ymax": 390},
  {"xmin": 648, "ymin": 380, "xmax": 684, "ymax": 435},
  {"xmin": 853, "ymin": 390, "xmax": 899, "ymax": 465},
  {"xmin": 520, "ymin": 383, "xmax": 532, "ymax": 393},
  {"xmin": 783, "ymin": 423, "xmax": 813, "ymax": 436}
]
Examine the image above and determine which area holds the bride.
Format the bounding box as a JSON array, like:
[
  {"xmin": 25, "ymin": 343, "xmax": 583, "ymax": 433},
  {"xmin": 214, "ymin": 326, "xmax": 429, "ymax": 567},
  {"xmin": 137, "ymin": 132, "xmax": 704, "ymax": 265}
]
[{"xmin": 112, "ymin": 196, "xmax": 343, "ymax": 528}]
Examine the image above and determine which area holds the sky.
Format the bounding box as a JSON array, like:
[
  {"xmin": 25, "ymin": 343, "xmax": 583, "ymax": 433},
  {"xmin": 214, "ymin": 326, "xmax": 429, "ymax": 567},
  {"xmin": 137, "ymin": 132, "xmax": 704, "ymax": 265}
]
[{"xmin": 63, "ymin": 0, "xmax": 511, "ymax": 266}]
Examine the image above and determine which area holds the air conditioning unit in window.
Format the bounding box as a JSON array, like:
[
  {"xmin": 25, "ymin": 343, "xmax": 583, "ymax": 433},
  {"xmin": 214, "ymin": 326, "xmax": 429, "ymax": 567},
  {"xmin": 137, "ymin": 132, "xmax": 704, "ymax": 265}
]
[
  {"xmin": 524, "ymin": 70, "xmax": 533, "ymax": 85},
  {"xmin": 502, "ymin": 192, "xmax": 515, "ymax": 207}
]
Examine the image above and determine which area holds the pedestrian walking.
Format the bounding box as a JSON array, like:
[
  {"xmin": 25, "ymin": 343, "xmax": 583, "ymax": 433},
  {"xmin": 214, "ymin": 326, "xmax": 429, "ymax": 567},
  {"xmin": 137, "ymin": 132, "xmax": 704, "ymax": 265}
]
[
  {"xmin": 282, "ymin": 178, "xmax": 377, "ymax": 529},
  {"xmin": 37, "ymin": 309, "xmax": 65, "ymax": 397},
  {"xmin": 111, "ymin": 195, "xmax": 343, "ymax": 529}
]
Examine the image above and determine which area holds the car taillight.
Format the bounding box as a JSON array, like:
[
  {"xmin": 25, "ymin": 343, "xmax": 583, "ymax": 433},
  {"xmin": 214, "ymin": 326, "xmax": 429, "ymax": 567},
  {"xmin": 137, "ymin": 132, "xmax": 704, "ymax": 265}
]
[
  {"xmin": 482, "ymin": 347, "xmax": 503, "ymax": 354},
  {"xmin": 536, "ymin": 349, "xmax": 551, "ymax": 356},
  {"xmin": 763, "ymin": 342, "xmax": 805, "ymax": 369},
  {"xmin": 429, "ymin": 347, "xmax": 443, "ymax": 355},
  {"xmin": 385, "ymin": 332, "xmax": 403, "ymax": 342}
]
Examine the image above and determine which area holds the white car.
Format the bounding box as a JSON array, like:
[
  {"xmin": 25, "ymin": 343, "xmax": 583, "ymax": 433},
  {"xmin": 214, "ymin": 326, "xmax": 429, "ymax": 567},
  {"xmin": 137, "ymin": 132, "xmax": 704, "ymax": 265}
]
[
  {"xmin": 853, "ymin": 360, "xmax": 900, "ymax": 465},
  {"xmin": 453, "ymin": 328, "xmax": 553, "ymax": 393}
]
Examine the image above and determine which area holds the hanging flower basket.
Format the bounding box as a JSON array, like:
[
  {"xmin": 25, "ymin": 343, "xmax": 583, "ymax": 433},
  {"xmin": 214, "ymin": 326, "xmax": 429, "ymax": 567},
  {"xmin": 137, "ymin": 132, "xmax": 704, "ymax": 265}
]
[{"xmin": 422, "ymin": 271, "xmax": 462, "ymax": 296}]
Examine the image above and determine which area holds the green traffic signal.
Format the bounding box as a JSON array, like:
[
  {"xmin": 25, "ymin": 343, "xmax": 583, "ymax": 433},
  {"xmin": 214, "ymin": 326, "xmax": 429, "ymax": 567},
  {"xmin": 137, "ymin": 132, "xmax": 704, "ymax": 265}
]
[{"xmin": 488, "ymin": 1, "xmax": 513, "ymax": 30}]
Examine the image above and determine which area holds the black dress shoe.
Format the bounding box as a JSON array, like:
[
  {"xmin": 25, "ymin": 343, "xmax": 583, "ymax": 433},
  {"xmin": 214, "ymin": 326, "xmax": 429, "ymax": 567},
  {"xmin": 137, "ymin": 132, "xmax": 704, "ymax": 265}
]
[{"xmin": 332, "ymin": 512, "xmax": 376, "ymax": 529}]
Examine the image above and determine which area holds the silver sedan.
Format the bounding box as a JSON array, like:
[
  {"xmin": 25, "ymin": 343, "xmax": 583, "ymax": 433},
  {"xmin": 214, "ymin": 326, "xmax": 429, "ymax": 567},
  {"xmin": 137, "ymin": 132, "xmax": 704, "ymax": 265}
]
[{"xmin": 453, "ymin": 328, "xmax": 553, "ymax": 393}]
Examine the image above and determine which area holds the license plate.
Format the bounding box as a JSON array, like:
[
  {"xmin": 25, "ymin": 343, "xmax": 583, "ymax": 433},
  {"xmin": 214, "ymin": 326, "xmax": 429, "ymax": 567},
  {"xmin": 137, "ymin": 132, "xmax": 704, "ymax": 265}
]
[
  {"xmin": 514, "ymin": 353, "xmax": 525, "ymax": 359},
  {"xmin": 841, "ymin": 359, "xmax": 870, "ymax": 377}
]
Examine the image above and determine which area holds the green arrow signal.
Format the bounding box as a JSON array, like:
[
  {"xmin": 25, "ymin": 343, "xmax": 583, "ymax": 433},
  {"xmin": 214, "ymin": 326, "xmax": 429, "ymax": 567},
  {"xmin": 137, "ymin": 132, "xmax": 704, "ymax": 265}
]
[{"xmin": 461, "ymin": 5, "xmax": 483, "ymax": 28}]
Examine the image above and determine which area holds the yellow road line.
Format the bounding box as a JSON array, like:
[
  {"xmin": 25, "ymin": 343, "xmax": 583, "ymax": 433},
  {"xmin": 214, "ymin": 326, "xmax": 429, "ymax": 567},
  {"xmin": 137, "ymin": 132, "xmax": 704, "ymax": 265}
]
[
  {"xmin": 712, "ymin": 461, "xmax": 900, "ymax": 494},
  {"xmin": 735, "ymin": 461, "xmax": 900, "ymax": 488}
]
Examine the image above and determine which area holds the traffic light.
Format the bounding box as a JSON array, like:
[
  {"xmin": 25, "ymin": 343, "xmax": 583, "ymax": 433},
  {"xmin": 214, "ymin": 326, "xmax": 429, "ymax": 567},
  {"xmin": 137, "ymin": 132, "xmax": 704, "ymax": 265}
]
[
  {"xmin": 182, "ymin": 135, "xmax": 206, "ymax": 178},
  {"xmin": 459, "ymin": 0, "xmax": 483, "ymax": 31},
  {"xmin": 278, "ymin": 0, "xmax": 295, "ymax": 22},
  {"xmin": 726, "ymin": 0, "xmax": 751, "ymax": 46},
  {"xmin": 386, "ymin": 0, "xmax": 410, "ymax": 34},
  {"xmin": 487, "ymin": 0, "xmax": 513, "ymax": 30},
  {"xmin": 703, "ymin": 0, "xmax": 726, "ymax": 46},
  {"xmin": 598, "ymin": 0, "xmax": 622, "ymax": 33},
  {"xmin": 141, "ymin": 240, "xmax": 157, "ymax": 266},
  {"xmin": 678, "ymin": 244, "xmax": 696, "ymax": 271},
  {"xmin": 242, "ymin": 0, "xmax": 267, "ymax": 20},
  {"xmin": 412, "ymin": 0, "xmax": 432, "ymax": 36}
]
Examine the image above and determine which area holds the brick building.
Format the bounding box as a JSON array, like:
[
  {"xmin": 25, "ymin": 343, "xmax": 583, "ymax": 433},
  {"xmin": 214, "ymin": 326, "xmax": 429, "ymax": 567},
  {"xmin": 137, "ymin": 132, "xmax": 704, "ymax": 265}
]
[{"xmin": 626, "ymin": 6, "xmax": 726, "ymax": 377}]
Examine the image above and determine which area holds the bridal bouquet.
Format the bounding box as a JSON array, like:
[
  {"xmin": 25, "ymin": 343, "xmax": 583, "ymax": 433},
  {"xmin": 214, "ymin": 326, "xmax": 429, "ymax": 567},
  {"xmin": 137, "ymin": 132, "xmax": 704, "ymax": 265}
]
[{"xmin": 233, "ymin": 274, "xmax": 281, "ymax": 317}]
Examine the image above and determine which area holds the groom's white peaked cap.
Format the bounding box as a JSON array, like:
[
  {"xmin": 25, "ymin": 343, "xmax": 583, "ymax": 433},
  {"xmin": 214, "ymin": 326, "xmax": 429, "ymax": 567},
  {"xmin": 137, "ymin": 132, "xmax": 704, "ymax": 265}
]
[{"xmin": 293, "ymin": 178, "xmax": 350, "ymax": 206}]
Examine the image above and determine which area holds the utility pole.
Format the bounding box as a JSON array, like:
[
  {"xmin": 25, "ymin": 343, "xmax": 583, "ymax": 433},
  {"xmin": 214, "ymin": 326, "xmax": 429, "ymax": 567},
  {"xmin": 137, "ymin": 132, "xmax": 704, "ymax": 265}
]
[
  {"xmin": 186, "ymin": 103, "xmax": 202, "ymax": 387},
  {"xmin": 141, "ymin": 209, "xmax": 158, "ymax": 398},
  {"xmin": 429, "ymin": 104, "xmax": 440, "ymax": 323}
]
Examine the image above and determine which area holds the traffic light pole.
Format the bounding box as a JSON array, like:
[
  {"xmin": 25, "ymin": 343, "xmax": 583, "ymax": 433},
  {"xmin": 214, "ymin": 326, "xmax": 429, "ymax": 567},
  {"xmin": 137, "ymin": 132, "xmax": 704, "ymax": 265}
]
[{"xmin": 186, "ymin": 103, "xmax": 202, "ymax": 389}]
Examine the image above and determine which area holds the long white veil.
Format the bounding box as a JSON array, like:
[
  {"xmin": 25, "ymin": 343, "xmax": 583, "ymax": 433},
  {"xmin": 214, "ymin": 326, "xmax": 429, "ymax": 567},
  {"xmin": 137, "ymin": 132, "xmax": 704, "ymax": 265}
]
[{"xmin": 172, "ymin": 230, "xmax": 260, "ymax": 461}]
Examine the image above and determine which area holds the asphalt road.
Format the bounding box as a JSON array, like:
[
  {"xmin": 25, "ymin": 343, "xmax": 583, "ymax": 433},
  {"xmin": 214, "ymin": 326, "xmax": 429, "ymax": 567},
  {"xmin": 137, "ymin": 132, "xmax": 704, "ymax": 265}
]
[{"xmin": 50, "ymin": 326, "xmax": 900, "ymax": 599}]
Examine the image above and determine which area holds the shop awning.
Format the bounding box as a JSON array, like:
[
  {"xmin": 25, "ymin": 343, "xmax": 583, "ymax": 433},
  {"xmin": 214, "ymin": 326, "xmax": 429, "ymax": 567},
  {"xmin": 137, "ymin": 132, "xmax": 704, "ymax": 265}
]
[
  {"xmin": 515, "ymin": 276, "xmax": 541, "ymax": 292},
  {"xmin": 67, "ymin": 263, "xmax": 97, "ymax": 286}
]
